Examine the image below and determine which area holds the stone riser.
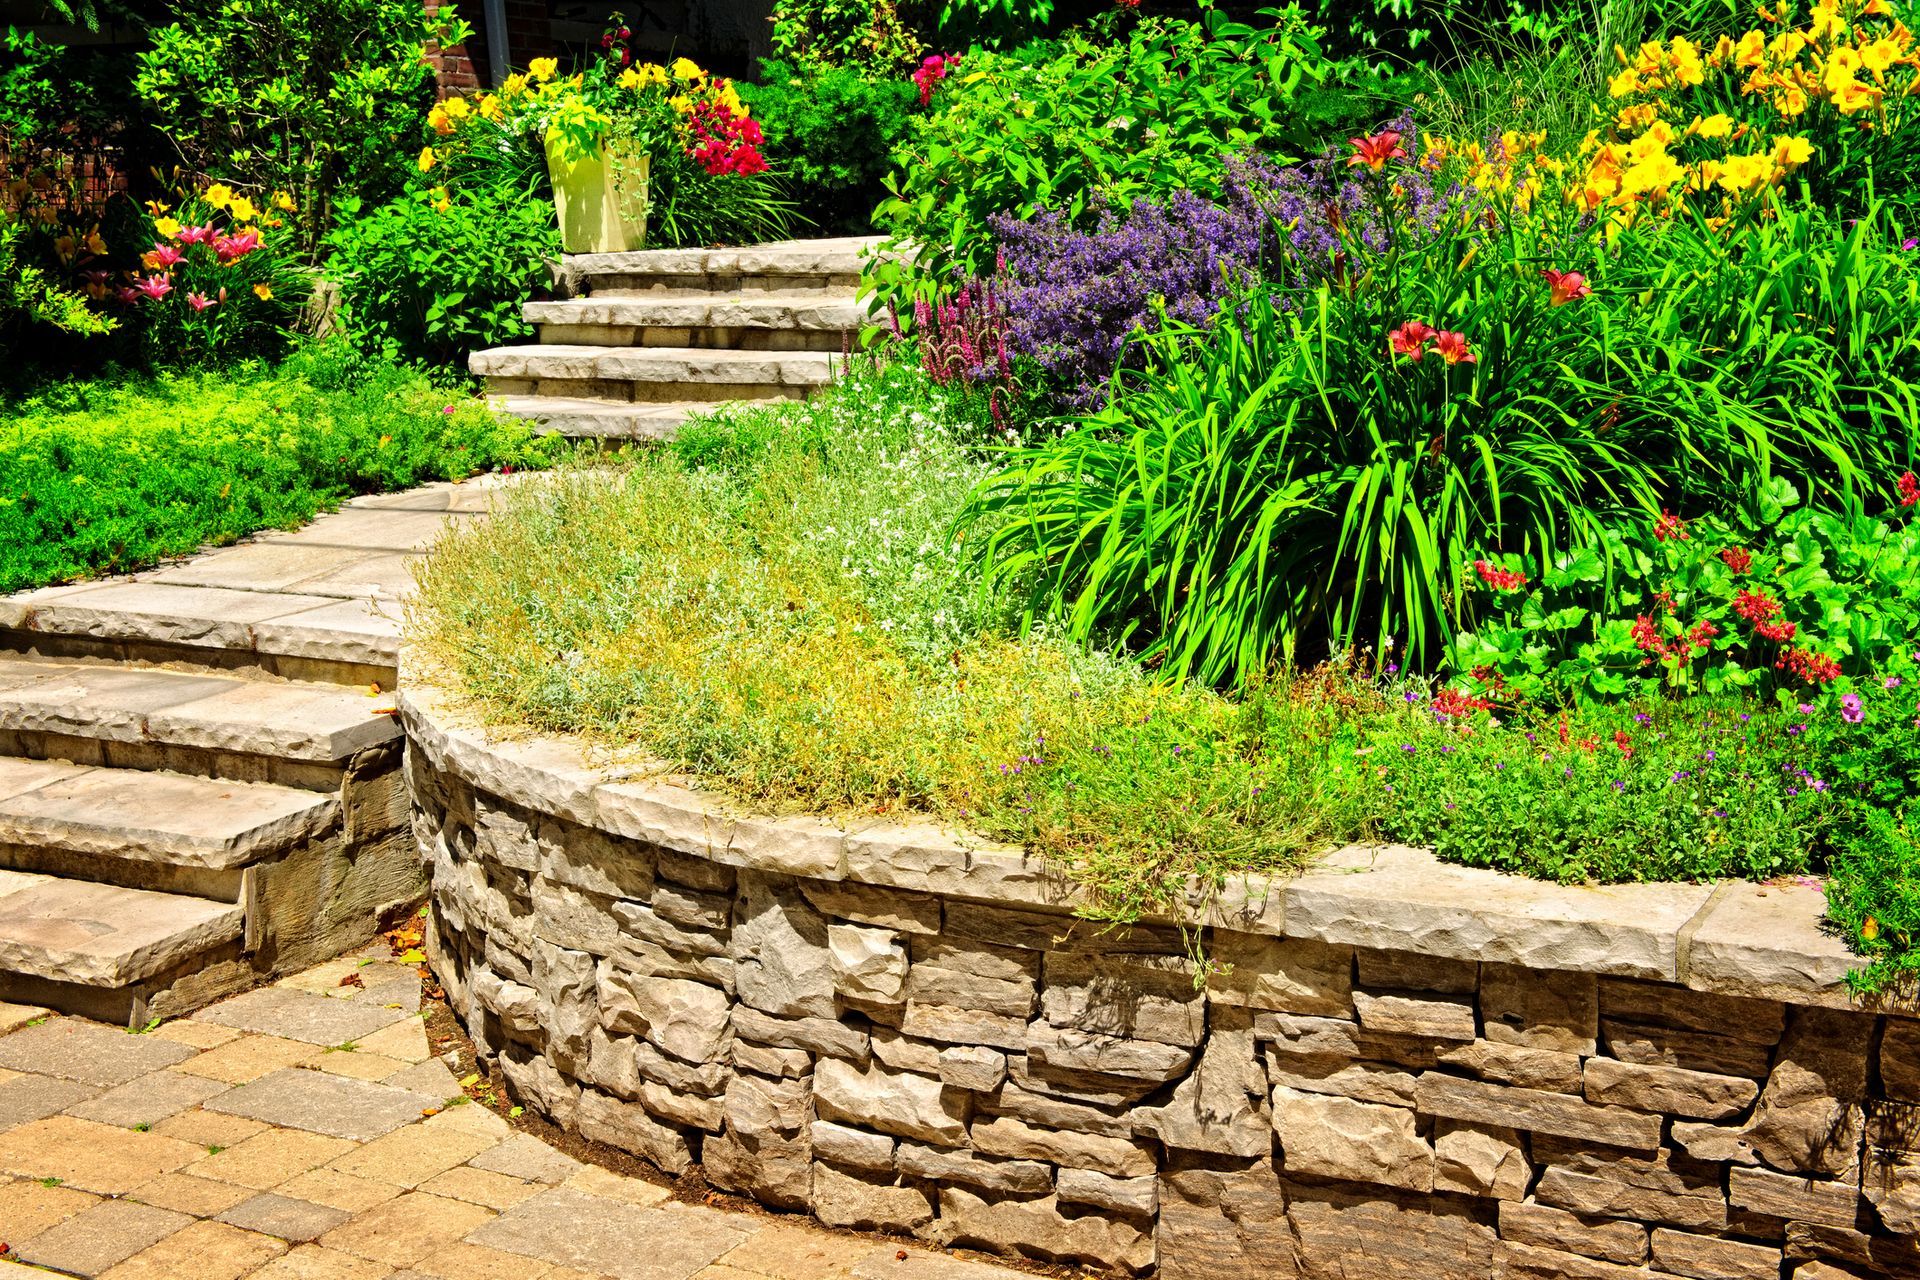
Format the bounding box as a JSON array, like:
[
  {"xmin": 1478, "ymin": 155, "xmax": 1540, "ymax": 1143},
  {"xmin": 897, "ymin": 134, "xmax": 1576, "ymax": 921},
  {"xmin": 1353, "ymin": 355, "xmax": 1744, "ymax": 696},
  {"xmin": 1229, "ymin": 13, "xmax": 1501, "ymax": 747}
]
[
  {"xmin": 483, "ymin": 377, "xmax": 813, "ymax": 406},
  {"xmin": 536, "ymin": 324, "xmax": 847, "ymax": 353},
  {"xmin": 0, "ymin": 840, "xmax": 247, "ymax": 902},
  {"xmin": 0, "ymin": 937, "xmax": 249, "ymax": 1026},
  {"xmin": 0, "ymin": 630, "xmax": 393, "ymax": 690},
  {"xmin": 0, "ymin": 729, "xmax": 350, "ymax": 792},
  {"xmin": 581, "ymin": 272, "xmax": 862, "ymax": 296}
]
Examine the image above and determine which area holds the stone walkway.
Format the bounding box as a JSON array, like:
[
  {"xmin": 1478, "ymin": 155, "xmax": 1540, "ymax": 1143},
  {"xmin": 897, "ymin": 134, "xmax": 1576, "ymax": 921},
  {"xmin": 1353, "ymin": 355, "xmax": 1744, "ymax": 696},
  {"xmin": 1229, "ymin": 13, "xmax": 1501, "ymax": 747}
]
[{"xmin": 0, "ymin": 949, "xmax": 1032, "ymax": 1280}]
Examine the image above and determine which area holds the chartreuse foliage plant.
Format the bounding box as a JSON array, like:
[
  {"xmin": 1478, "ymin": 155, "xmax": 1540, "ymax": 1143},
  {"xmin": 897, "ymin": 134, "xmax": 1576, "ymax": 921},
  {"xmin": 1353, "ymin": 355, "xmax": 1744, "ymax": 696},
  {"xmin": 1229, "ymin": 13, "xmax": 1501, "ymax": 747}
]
[{"xmin": 0, "ymin": 345, "xmax": 557, "ymax": 593}]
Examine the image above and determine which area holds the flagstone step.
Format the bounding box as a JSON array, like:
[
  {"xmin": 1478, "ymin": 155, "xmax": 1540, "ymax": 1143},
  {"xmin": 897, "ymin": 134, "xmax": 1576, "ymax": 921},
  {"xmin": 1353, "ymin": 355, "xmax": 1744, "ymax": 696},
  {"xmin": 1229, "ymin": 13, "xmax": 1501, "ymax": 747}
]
[
  {"xmin": 471, "ymin": 345, "xmax": 838, "ymax": 405},
  {"xmin": 0, "ymin": 758, "xmax": 339, "ymax": 887},
  {"xmin": 0, "ymin": 869, "xmax": 243, "ymax": 999},
  {"xmin": 0, "ymin": 657, "xmax": 400, "ymax": 789},
  {"xmin": 1, "ymin": 580, "xmax": 403, "ymax": 686},
  {"xmin": 554, "ymin": 235, "xmax": 884, "ymax": 296},
  {"xmin": 524, "ymin": 293, "xmax": 869, "ymax": 351},
  {"xmin": 490, "ymin": 396, "xmax": 726, "ymax": 441}
]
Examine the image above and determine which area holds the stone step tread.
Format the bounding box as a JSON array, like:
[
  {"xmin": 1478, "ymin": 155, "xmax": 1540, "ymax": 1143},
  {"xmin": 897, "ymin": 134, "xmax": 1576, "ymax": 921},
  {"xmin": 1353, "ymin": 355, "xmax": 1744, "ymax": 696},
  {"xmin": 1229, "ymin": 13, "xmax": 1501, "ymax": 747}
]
[
  {"xmin": 0, "ymin": 657, "xmax": 400, "ymax": 764},
  {"xmin": 563, "ymin": 236, "xmax": 885, "ymax": 279},
  {"xmin": 0, "ymin": 758, "xmax": 340, "ymax": 870},
  {"xmin": 0, "ymin": 869, "xmax": 242, "ymax": 987},
  {"xmin": 492, "ymin": 397, "xmax": 779, "ymax": 439},
  {"xmin": 523, "ymin": 293, "xmax": 869, "ymax": 330},
  {"xmin": 2, "ymin": 579, "xmax": 402, "ymax": 673},
  {"xmin": 469, "ymin": 345, "xmax": 840, "ymax": 386}
]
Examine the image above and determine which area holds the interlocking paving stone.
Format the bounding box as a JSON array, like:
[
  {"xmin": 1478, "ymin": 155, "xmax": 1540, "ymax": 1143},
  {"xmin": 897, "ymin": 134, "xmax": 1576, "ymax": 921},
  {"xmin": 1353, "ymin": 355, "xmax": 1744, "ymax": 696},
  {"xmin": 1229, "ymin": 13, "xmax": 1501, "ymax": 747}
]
[
  {"xmin": 247, "ymin": 1242, "xmax": 394, "ymax": 1279},
  {"xmin": 216, "ymin": 1191, "xmax": 354, "ymax": 1243},
  {"xmin": 13, "ymin": 1196, "xmax": 192, "ymax": 1276},
  {"xmin": 317, "ymin": 1190, "xmax": 496, "ymax": 1267},
  {"xmin": 713, "ymin": 1225, "xmax": 873, "ymax": 1280},
  {"xmin": 0, "ymin": 1001, "xmax": 50, "ymax": 1036},
  {"xmin": 0, "ymin": 1116, "xmax": 205, "ymax": 1193},
  {"xmin": 191, "ymin": 1128, "xmax": 358, "ymax": 1190},
  {"xmin": 465, "ymin": 1132, "xmax": 583, "ymax": 1184},
  {"xmin": 417, "ymin": 1165, "xmax": 545, "ymax": 1211},
  {"xmin": 847, "ymin": 1249, "xmax": 1029, "ymax": 1280},
  {"xmin": 0, "ymin": 1018, "xmax": 195, "ymax": 1086},
  {"xmin": 206, "ymin": 1068, "xmax": 440, "ymax": 1142},
  {"xmin": 125, "ymin": 1171, "xmax": 256, "ymax": 1217},
  {"xmin": 384, "ymin": 1055, "xmax": 461, "ymax": 1099},
  {"xmin": 197, "ymin": 987, "xmax": 412, "ymax": 1046},
  {"xmin": 351, "ymin": 1013, "xmax": 433, "ymax": 1062},
  {"xmin": 273, "ymin": 1167, "xmax": 406, "ymax": 1214},
  {"xmin": 99, "ymin": 1216, "xmax": 287, "ymax": 1280},
  {"xmin": 325, "ymin": 1117, "xmax": 500, "ymax": 1187},
  {"xmin": 0, "ymin": 1177, "xmax": 100, "ymax": 1242},
  {"xmin": 65, "ymin": 1068, "xmax": 230, "ymax": 1128},
  {"xmin": 176, "ymin": 1032, "xmax": 321, "ymax": 1084},
  {"xmin": 467, "ymin": 1186, "xmax": 753, "ymax": 1280},
  {"xmin": 148, "ymin": 1107, "xmax": 268, "ymax": 1149},
  {"xmin": 0, "ymin": 1071, "xmax": 99, "ymax": 1128}
]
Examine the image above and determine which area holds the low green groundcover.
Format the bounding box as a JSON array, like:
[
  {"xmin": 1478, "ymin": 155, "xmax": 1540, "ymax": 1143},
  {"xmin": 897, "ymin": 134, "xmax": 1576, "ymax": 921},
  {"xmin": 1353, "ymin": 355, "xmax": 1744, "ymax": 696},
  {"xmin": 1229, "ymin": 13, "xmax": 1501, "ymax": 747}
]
[
  {"xmin": 0, "ymin": 343, "xmax": 559, "ymax": 594},
  {"xmin": 410, "ymin": 364, "xmax": 1918, "ymax": 995}
]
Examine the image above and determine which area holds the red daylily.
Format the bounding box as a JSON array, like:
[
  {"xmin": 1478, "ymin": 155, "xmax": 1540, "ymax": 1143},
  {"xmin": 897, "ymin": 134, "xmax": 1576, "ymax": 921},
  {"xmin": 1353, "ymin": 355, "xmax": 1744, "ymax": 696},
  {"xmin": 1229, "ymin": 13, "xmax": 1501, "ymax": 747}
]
[
  {"xmin": 142, "ymin": 243, "xmax": 184, "ymax": 271},
  {"xmin": 213, "ymin": 230, "xmax": 261, "ymax": 263},
  {"xmin": 1540, "ymin": 267, "xmax": 1591, "ymax": 305},
  {"xmin": 1347, "ymin": 130, "xmax": 1407, "ymax": 172},
  {"xmin": 1431, "ymin": 330, "xmax": 1477, "ymax": 365},
  {"xmin": 133, "ymin": 274, "xmax": 173, "ymax": 301},
  {"xmin": 1387, "ymin": 320, "xmax": 1434, "ymax": 360}
]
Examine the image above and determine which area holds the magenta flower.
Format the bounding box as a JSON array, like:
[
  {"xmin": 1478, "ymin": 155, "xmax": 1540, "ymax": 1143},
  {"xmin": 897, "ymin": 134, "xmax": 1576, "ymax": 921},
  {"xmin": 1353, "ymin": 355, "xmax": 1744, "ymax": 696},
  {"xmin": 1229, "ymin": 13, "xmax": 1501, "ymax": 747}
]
[
  {"xmin": 186, "ymin": 290, "xmax": 217, "ymax": 312},
  {"xmin": 133, "ymin": 274, "xmax": 173, "ymax": 301},
  {"xmin": 1841, "ymin": 693, "xmax": 1864, "ymax": 724}
]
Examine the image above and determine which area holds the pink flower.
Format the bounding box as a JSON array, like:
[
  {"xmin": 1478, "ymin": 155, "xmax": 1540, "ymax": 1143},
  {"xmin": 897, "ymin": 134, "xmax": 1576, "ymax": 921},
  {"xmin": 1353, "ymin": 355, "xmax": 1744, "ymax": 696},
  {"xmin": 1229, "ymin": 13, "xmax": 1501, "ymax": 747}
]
[
  {"xmin": 186, "ymin": 291, "xmax": 217, "ymax": 312},
  {"xmin": 176, "ymin": 223, "xmax": 216, "ymax": 246},
  {"xmin": 912, "ymin": 54, "xmax": 957, "ymax": 108},
  {"xmin": 143, "ymin": 243, "xmax": 184, "ymax": 271},
  {"xmin": 1841, "ymin": 693, "xmax": 1864, "ymax": 723},
  {"xmin": 133, "ymin": 274, "xmax": 173, "ymax": 301},
  {"xmin": 213, "ymin": 230, "xmax": 261, "ymax": 264},
  {"xmin": 1346, "ymin": 131, "xmax": 1408, "ymax": 172}
]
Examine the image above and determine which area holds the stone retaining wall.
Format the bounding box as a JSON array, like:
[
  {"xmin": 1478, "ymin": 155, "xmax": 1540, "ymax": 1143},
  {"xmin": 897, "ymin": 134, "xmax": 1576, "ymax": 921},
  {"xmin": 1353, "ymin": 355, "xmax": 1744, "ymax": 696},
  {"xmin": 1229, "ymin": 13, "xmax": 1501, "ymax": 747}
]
[{"xmin": 402, "ymin": 681, "xmax": 1920, "ymax": 1280}]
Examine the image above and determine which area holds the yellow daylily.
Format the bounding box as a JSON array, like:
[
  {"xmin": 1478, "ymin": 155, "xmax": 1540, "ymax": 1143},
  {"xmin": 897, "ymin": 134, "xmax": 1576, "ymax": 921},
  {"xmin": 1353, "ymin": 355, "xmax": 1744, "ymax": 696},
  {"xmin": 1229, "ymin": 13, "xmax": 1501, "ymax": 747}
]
[
  {"xmin": 154, "ymin": 216, "xmax": 182, "ymax": 239},
  {"xmin": 253, "ymin": 283, "xmax": 273, "ymax": 300},
  {"xmin": 204, "ymin": 183, "xmax": 234, "ymax": 209},
  {"xmin": 272, "ymin": 190, "xmax": 296, "ymax": 212},
  {"xmin": 418, "ymin": 145, "xmax": 437, "ymax": 172},
  {"xmin": 528, "ymin": 57, "xmax": 558, "ymax": 81},
  {"xmin": 228, "ymin": 195, "xmax": 258, "ymax": 221}
]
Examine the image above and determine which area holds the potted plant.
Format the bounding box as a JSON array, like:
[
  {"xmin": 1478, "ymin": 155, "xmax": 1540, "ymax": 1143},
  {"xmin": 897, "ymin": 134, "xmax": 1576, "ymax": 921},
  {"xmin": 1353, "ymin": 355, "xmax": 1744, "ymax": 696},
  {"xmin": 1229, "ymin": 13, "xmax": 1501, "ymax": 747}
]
[{"xmin": 421, "ymin": 21, "xmax": 793, "ymax": 253}]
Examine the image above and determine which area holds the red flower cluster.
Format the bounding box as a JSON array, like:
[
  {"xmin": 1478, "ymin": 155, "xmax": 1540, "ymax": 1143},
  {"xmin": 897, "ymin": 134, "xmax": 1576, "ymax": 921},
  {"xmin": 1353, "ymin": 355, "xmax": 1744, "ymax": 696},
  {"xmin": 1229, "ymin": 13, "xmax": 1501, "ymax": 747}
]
[
  {"xmin": 1631, "ymin": 615, "xmax": 1718, "ymax": 665},
  {"xmin": 1899, "ymin": 470, "xmax": 1920, "ymax": 508},
  {"xmin": 913, "ymin": 54, "xmax": 957, "ymax": 108},
  {"xmin": 1471, "ymin": 558, "xmax": 1527, "ymax": 591},
  {"xmin": 1654, "ymin": 509, "xmax": 1689, "ymax": 541},
  {"xmin": 1733, "ymin": 589, "xmax": 1796, "ymax": 643},
  {"xmin": 1719, "ymin": 545, "xmax": 1752, "ymax": 573},
  {"xmin": 1431, "ymin": 687, "xmax": 1493, "ymax": 718},
  {"xmin": 1613, "ymin": 729, "xmax": 1634, "ymax": 757},
  {"xmin": 684, "ymin": 101, "xmax": 766, "ymax": 176},
  {"xmin": 1779, "ymin": 647, "xmax": 1842, "ymax": 683},
  {"xmin": 1387, "ymin": 320, "xmax": 1476, "ymax": 364},
  {"xmin": 1540, "ymin": 268, "xmax": 1591, "ymax": 306}
]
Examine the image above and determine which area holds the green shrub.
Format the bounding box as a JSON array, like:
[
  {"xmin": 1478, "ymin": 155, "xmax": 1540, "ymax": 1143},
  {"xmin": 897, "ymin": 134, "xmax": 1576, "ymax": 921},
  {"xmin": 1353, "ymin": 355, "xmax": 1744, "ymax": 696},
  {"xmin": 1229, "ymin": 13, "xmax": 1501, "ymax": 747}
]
[
  {"xmin": 135, "ymin": 0, "xmax": 462, "ymax": 250},
  {"xmin": 874, "ymin": 10, "xmax": 1329, "ymax": 284},
  {"xmin": 738, "ymin": 61, "xmax": 918, "ymax": 234},
  {"xmin": 0, "ymin": 344, "xmax": 557, "ymax": 592},
  {"xmin": 0, "ymin": 218, "xmax": 115, "ymax": 343},
  {"xmin": 769, "ymin": 0, "xmax": 924, "ymax": 72},
  {"xmin": 1826, "ymin": 806, "xmax": 1920, "ymax": 997},
  {"xmin": 326, "ymin": 186, "xmax": 556, "ymax": 368}
]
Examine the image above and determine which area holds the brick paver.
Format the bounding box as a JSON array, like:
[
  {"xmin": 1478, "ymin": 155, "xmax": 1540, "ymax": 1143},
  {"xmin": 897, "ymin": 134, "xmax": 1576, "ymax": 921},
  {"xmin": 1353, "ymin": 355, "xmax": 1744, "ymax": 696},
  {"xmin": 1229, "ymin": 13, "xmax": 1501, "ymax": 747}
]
[{"xmin": 0, "ymin": 950, "xmax": 1035, "ymax": 1280}]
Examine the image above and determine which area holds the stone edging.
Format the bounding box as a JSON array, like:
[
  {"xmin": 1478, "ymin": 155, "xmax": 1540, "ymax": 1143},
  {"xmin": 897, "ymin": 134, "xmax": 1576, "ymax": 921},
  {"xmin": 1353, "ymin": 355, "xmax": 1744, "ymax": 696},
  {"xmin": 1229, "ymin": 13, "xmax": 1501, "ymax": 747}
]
[{"xmin": 399, "ymin": 674, "xmax": 1886, "ymax": 1016}]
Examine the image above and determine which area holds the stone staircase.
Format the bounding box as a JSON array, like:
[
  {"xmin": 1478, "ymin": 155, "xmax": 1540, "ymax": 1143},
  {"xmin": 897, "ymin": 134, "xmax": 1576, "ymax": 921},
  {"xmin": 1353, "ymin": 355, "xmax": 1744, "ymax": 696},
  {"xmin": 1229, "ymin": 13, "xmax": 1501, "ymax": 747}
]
[
  {"xmin": 471, "ymin": 236, "xmax": 882, "ymax": 442},
  {"xmin": 0, "ymin": 483, "xmax": 496, "ymax": 1024}
]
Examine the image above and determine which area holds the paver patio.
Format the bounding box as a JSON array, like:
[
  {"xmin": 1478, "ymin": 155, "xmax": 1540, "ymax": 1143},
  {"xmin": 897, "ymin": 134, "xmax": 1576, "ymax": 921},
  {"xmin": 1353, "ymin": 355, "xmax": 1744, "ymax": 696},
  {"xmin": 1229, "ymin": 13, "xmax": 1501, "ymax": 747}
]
[{"xmin": 0, "ymin": 950, "xmax": 1033, "ymax": 1280}]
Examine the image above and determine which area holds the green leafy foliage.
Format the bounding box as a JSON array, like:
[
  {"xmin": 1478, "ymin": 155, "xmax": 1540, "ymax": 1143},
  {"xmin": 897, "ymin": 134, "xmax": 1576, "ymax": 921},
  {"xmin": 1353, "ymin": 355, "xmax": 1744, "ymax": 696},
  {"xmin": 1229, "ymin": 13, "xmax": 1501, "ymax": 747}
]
[
  {"xmin": 874, "ymin": 9, "xmax": 1328, "ymax": 284},
  {"xmin": 737, "ymin": 61, "xmax": 918, "ymax": 234},
  {"xmin": 1827, "ymin": 805, "xmax": 1920, "ymax": 997},
  {"xmin": 769, "ymin": 0, "xmax": 924, "ymax": 71},
  {"xmin": 325, "ymin": 186, "xmax": 556, "ymax": 368},
  {"xmin": 0, "ymin": 218, "xmax": 115, "ymax": 342},
  {"xmin": 0, "ymin": 344, "xmax": 557, "ymax": 593},
  {"xmin": 135, "ymin": 0, "xmax": 464, "ymax": 250}
]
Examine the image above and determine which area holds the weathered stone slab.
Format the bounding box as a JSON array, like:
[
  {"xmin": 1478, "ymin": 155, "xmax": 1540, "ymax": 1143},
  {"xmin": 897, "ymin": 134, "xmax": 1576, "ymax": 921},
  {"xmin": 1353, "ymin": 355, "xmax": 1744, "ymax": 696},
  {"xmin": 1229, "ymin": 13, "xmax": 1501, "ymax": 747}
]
[
  {"xmin": 1533, "ymin": 1165, "xmax": 1728, "ymax": 1233},
  {"xmin": 901, "ymin": 1002, "xmax": 1028, "ymax": 1051},
  {"xmin": 1134, "ymin": 1016, "xmax": 1270, "ymax": 1158},
  {"xmin": 1154, "ymin": 1165, "xmax": 1292, "ymax": 1280},
  {"xmin": 896, "ymin": 1140, "xmax": 1052, "ymax": 1193},
  {"xmin": 1433, "ymin": 1122, "xmax": 1528, "ymax": 1201},
  {"xmin": 1435, "ymin": 1040, "xmax": 1584, "ymax": 1093},
  {"xmin": 814, "ymin": 1058, "xmax": 967, "ymax": 1146},
  {"xmin": 1284, "ymin": 845, "xmax": 1714, "ymax": 980},
  {"xmin": 1354, "ymin": 991, "xmax": 1477, "ymax": 1041},
  {"xmin": 1582, "ymin": 1058, "xmax": 1759, "ymax": 1121},
  {"xmin": 575, "ymin": 1087, "xmax": 694, "ymax": 1173},
  {"xmin": 0, "ymin": 1018, "xmax": 195, "ymax": 1086},
  {"xmin": 978, "ymin": 1079, "xmax": 1131, "ymax": 1139},
  {"xmin": 733, "ymin": 1006, "xmax": 869, "ymax": 1063},
  {"xmin": 1600, "ymin": 1021, "xmax": 1774, "ymax": 1080},
  {"xmin": 1284, "ymin": 1179, "xmax": 1500, "ymax": 1280},
  {"xmin": 1357, "ymin": 949, "xmax": 1478, "ymax": 995},
  {"xmin": 938, "ymin": 1046, "xmax": 1006, "ymax": 1093},
  {"xmin": 937, "ymin": 1186, "xmax": 1155, "ymax": 1275},
  {"xmin": 1207, "ymin": 932, "xmax": 1352, "ymax": 1016},
  {"xmin": 811, "ymin": 1163, "xmax": 934, "ymax": 1232},
  {"xmin": 732, "ymin": 873, "xmax": 837, "ymax": 1019},
  {"xmin": 597, "ymin": 966, "xmax": 732, "ymax": 1063},
  {"xmin": 1481, "ymin": 964, "xmax": 1597, "ymax": 1055},
  {"xmin": 798, "ymin": 880, "xmax": 942, "ymax": 934},
  {"xmin": 1266, "ymin": 1055, "xmax": 1420, "ymax": 1106},
  {"xmin": 1686, "ymin": 881, "xmax": 1861, "ymax": 1009},
  {"xmin": 1415, "ymin": 1073, "xmax": 1664, "ymax": 1151},
  {"xmin": 1057, "ymin": 1167, "xmax": 1157, "ymax": 1217},
  {"xmin": 1498, "ymin": 1200, "xmax": 1649, "ymax": 1264},
  {"xmin": 811, "ymin": 1120, "xmax": 894, "ymax": 1172},
  {"xmin": 828, "ymin": 923, "xmax": 907, "ymax": 1005},
  {"xmin": 1728, "ymin": 1166, "xmax": 1861, "ymax": 1230},
  {"xmin": 1025, "ymin": 1022, "xmax": 1193, "ymax": 1084},
  {"xmin": 971, "ymin": 1115, "xmax": 1154, "ymax": 1177},
  {"xmin": 1650, "ymin": 1227, "xmax": 1781, "ymax": 1280},
  {"xmin": 1042, "ymin": 951, "xmax": 1203, "ymax": 1047},
  {"xmin": 1597, "ymin": 981, "xmax": 1786, "ymax": 1044},
  {"xmin": 1273, "ymin": 1086, "xmax": 1432, "ymax": 1192}
]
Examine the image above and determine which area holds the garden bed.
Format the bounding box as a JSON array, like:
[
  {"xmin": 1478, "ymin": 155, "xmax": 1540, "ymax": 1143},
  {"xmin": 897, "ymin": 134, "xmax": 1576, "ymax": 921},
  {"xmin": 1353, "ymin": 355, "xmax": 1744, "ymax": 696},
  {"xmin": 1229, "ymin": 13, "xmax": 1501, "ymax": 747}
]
[{"xmin": 402, "ymin": 666, "xmax": 1919, "ymax": 1278}]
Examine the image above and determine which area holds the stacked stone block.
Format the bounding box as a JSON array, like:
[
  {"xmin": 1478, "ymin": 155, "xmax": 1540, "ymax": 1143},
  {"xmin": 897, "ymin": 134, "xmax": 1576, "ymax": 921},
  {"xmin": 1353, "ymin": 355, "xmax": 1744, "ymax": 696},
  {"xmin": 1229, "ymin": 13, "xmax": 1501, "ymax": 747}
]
[{"xmin": 411, "ymin": 754, "xmax": 1920, "ymax": 1279}]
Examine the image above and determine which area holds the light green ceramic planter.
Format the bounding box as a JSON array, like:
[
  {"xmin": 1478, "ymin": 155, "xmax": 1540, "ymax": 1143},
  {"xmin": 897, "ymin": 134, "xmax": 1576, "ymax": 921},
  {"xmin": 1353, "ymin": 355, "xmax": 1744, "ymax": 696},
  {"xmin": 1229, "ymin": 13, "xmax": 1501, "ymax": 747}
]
[{"xmin": 545, "ymin": 134, "xmax": 649, "ymax": 254}]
